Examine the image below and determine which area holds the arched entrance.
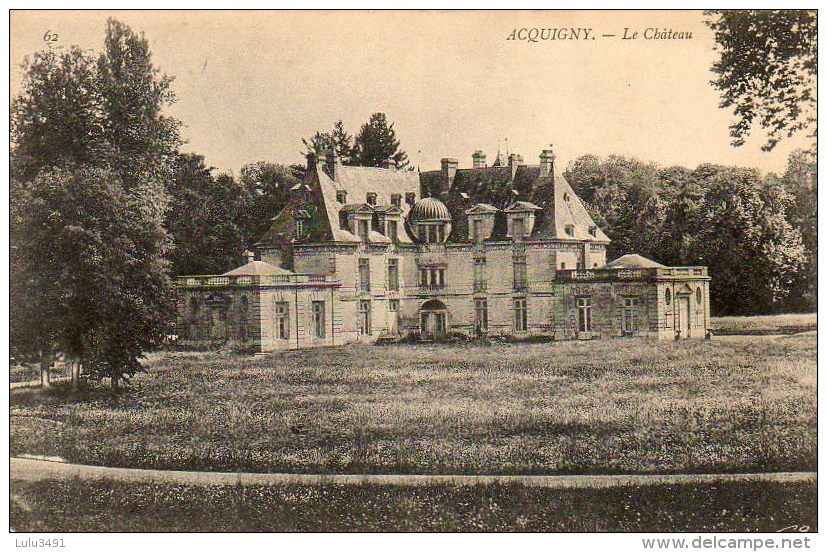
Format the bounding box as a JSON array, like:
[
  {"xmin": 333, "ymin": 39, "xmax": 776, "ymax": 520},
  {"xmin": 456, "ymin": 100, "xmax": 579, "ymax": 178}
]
[{"xmin": 419, "ymin": 299, "xmax": 447, "ymax": 338}]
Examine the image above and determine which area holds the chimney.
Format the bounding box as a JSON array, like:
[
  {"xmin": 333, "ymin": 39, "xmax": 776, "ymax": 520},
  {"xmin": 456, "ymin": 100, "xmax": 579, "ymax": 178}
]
[
  {"xmin": 381, "ymin": 158, "xmax": 396, "ymax": 170},
  {"xmin": 539, "ymin": 147, "xmax": 556, "ymax": 178},
  {"xmin": 306, "ymin": 151, "xmax": 318, "ymax": 171},
  {"xmin": 472, "ymin": 150, "xmax": 486, "ymax": 169},
  {"xmin": 323, "ymin": 149, "xmax": 341, "ymax": 181},
  {"xmin": 508, "ymin": 153, "xmax": 523, "ymax": 180},
  {"xmin": 439, "ymin": 158, "xmax": 459, "ymax": 195},
  {"xmin": 243, "ymin": 250, "xmax": 256, "ymax": 264}
]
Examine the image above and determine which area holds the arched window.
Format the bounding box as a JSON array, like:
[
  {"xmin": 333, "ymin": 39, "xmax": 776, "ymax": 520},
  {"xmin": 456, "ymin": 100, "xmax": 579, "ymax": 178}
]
[
  {"xmin": 696, "ymin": 287, "xmax": 702, "ymax": 304},
  {"xmin": 665, "ymin": 288, "xmax": 672, "ymax": 306}
]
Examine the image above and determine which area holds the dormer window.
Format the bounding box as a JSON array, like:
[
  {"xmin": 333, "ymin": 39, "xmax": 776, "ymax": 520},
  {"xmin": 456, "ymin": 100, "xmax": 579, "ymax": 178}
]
[
  {"xmin": 358, "ymin": 219, "xmax": 370, "ymax": 244},
  {"xmin": 565, "ymin": 224, "xmax": 575, "ymax": 237},
  {"xmin": 366, "ymin": 192, "xmax": 377, "ymax": 206},
  {"xmin": 336, "ymin": 190, "xmax": 347, "ymax": 204},
  {"xmin": 405, "ymin": 192, "xmax": 416, "ymax": 206},
  {"xmin": 512, "ymin": 218, "xmax": 525, "ymax": 242},
  {"xmin": 588, "ymin": 226, "xmax": 597, "ymax": 238},
  {"xmin": 391, "ymin": 194, "xmax": 402, "ymax": 208}
]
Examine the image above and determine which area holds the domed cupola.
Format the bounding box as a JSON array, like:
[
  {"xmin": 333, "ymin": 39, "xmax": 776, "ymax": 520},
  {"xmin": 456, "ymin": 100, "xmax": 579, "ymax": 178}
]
[{"xmin": 407, "ymin": 197, "xmax": 452, "ymax": 243}]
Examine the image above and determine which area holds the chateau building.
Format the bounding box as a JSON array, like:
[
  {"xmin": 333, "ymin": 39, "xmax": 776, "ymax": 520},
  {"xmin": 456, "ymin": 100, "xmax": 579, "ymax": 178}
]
[{"xmin": 176, "ymin": 146, "xmax": 710, "ymax": 352}]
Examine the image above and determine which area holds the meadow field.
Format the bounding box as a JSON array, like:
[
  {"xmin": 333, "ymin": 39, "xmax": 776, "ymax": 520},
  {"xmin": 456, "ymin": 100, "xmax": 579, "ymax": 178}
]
[
  {"xmin": 711, "ymin": 312, "xmax": 817, "ymax": 335},
  {"xmin": 10, "ymin": 331, "xmax": 816, "ymax": 476},
  {"xmin": 10, "ymin": 478, "xmax": 816, "ymax": 532}
]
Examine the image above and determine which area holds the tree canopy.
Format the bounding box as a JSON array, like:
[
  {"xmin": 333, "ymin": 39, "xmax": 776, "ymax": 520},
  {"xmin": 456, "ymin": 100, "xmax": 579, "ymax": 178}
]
[
  {"xmin": 705, "ymin": 10, "xmax": 817, "ymax": 152},
  {"xmin": 565, "ymin": 153, "xmax": 808, "ymax": 315},
  {"xmin": 10, "ymin": 18, "xmax": 180, "ymax": 389},
  {"xmin": 302, "ymin": 113, "xmax": 409, "ymax": 169}
]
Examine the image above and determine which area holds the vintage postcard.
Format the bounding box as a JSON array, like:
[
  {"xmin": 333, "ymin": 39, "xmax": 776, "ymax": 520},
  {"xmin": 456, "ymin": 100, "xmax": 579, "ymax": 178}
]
[{"xmin": 7, "ymin": 7, "xmax": 818, "ymax": 544}]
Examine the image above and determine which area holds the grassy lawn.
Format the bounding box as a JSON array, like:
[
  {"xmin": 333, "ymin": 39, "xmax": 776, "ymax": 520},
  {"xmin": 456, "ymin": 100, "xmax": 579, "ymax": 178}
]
[
  {"xmin": 711, "ymin": 313, "xmax": 817, "ymax": 335},
  {"xmin": 10, "ymin": 361, "xmax": 67, "ymax": 384},
  {"xmin": 10, "ymin": 333, "xmax": 816, "ymax": 476},
  {"xmin": 10, "ymin": 478, "xmax": 816, "ymax": 532}
]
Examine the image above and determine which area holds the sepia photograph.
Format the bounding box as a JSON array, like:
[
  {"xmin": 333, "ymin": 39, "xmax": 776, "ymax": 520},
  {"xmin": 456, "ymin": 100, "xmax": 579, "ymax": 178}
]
[{"xmin": 6, "ymin": 6, "xmax": 818, "ymax": 541}]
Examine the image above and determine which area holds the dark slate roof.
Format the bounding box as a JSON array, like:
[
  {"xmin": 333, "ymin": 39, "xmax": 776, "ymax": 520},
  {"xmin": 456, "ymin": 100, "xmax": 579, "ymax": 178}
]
[
  {"xmin": 422, "ymin": 163, "xmax": 609, "ymax": 243},
  {"xmin": 316, "ymin": 163, "xmax": 419, "ymax": 243}
]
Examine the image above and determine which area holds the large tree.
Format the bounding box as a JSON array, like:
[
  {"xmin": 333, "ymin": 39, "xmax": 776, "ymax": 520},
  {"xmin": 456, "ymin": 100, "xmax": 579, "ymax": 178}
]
[
  {"xmin": 11, "ymin": 47, "xmax": 103, "ymax": 181},
  {"xmin": 780, "ymin": 150, "xmax": 817, "ymax": 311},
  {"xmin": 565, "ymin": 155, "xmax": 668, "ymax": 261},
  {"xmin": 238, "ymin": 161, "xmax": 301, "ymax": 245},
  {"xmin": 302, "ymin": 120, "xmax": 355, "ymax": 165},
  {"xmin": 682, "ymin": 165, "xmax": 805, "ymax": 314},
  {"xmin": 705, "ymin": 10, "xmax": 817, "ymax": 152},
  {"xmin": 10, "ymin": 18, "xmax": 180, "ymax": 389},
  {"xmin": 352, "ymin": 113, "xmax": 409, "ymax": 168},
  {"xmin": 166, "ymin": 154, "xmax": 249, "ymax": 276}
]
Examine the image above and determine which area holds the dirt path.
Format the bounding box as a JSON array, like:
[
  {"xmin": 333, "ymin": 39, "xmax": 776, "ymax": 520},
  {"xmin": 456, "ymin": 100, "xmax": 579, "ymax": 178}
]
[{"xmin": 10, "ymin": 457, "xmax": 817, "ymax": 489}]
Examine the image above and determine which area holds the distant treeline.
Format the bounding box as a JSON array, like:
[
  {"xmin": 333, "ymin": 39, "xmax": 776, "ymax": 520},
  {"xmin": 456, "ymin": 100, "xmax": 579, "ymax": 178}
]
[{"xmin": 564, "ymin": 152, "xmax": 816, "ymax": 315}]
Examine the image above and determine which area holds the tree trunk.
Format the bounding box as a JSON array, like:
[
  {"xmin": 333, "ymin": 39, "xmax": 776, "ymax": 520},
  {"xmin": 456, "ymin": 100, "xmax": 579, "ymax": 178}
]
[
  {"xmin": 71, "ymin": 360, "xmax": 81, "ymax": 389},
  {"xmin": 39, "ymin": 351, "xmax": 52, "ymax": 388}
]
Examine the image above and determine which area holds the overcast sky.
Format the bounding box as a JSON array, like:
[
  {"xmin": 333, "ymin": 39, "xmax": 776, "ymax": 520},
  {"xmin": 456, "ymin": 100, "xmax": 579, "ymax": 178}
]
[{"xmin": 11, "ymin": 10, "xmax": 809, "ymax": 175}]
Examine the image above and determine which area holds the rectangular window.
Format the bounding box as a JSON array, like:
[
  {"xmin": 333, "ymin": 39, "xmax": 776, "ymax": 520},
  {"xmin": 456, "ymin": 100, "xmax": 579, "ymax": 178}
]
[
  {"xmin": 388, "ymin": 299, "xmax": 399, "ymax": 312},
  {"xmin": 588, "ymin": 226, "xmax": 597, "ymax": 237},
  {"xmin": 565, "ymin": 224, "xmax": 575, "ymax": 237},
  {"xmin": 358, "ymin": 258, "xmax": 370, "ymax": 292},
  {"xmin": 388, "ymin": 258, "xmax": 399, "ymax": 291},
  {"xmin": 418, "ymin": 225, "xmax": 426, "ymax": 243},
  {"xmin": 623, "ymin": 297, "xmax": 640, "ymax": 333},
  {"xmin": 514, "ymin": 298, "xmax": 528, "ymax": 332},
  {"xmin": 387, "ymin": 220, "xmax": 398, "ymax": 243},
  {"xmin": 512, "ymin": 218, "xmax": 525, "ymax": 241},
  {"xmin": 405, "ymin": 192, "xmax": 416, "ymax": 205},
  {"xmin": 358, "ymin": 219, "xmax": 369, "ymax": 243},
  {"xmin": 274, "ymin": 301, "xmax": 290, "ymax": 340},
  {"xmin": 419, "ymin": 267, "xmax": 445, "ymax": 289},
  {"xmin": 358, "ymin": 300, "xmax": 371, "ymax": 335},
  {"xmin": 295, "ymin": 219, "xmax": 304, "ymax": 239},
  {"xmin": 513, "ymin": 256, "xmax": 527, "ymax": 291},
  {"xmin": 472, "ymin": 219, "xmax": 483, "ymax": 243},
  {"xmin": 473, "ymin": 257, "xmax": 486, "ymax": 292},
  {"xmin": 336, "ymin": 190, "xmax": 347, "ymax": 204},
  {"xmin": 474, "ymin": 298, "xmax": 488, "ymax": 332},
  {"xmin": 366, "ymin": 192, "xmax": 377, "ymax": 205},
  {"xmin": 312, "ymin": 301, "xmax": 325, "ymax": 338},
  {"xmin": 577, "ymin": 297, "xmax": 592, "ymax": 333},
  {"xmin": 391, "ymin": 194, "xmax": 402, "ymax": 208}
]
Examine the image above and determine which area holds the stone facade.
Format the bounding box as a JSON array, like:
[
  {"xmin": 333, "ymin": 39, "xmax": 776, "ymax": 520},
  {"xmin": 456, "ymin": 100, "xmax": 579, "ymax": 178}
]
[{"xmin": 177, "ymin": 146, "xmax": 710, "ymax": 352}]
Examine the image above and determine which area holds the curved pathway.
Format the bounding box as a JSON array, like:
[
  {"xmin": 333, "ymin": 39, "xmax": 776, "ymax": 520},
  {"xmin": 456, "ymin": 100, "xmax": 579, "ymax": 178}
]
[{"xmin": 10, "ymin": 457, "xmax": 816, "ymax": 489}]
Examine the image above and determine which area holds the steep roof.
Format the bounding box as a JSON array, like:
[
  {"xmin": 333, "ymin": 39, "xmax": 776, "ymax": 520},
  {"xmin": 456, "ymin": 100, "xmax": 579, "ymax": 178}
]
[
  {"xmin": 531, "ymin": 167, "xmax": 610, "ymax": 242},
  {"xmin": 422, "ymin": 162, "xmax": 609, "ymax": 243},
  {"xmin": 603, "ymin": 254, "xmax": 666, "ymax": 269},
  {"xmin": 223, "ymin": 260, "xmax": 292, "ymax": 276},
  {"xmin": 315, "ymin": 163, "xmax": 419, "ymax": 243}
]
